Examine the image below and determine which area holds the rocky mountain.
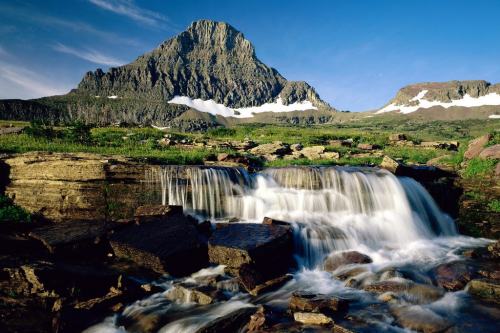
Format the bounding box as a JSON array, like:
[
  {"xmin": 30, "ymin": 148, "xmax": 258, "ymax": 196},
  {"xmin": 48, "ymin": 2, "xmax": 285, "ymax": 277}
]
[
  {"xmin": 0, "ymin": 20, "xmax": 331, "ymax": 128},
  {"xmin": 78, "ymin": 20, "xmax": 328, "ymax": 109},
  {"xmin": 376, "ymin": 80, "xmax": 500, "ymax": 119}
]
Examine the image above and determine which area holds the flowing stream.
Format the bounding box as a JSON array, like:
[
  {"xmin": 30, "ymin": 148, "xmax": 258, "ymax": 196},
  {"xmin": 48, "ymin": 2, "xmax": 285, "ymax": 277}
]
[{"xmin": 87, "ymin": 166, "xmax": 494, "ymax": 333}]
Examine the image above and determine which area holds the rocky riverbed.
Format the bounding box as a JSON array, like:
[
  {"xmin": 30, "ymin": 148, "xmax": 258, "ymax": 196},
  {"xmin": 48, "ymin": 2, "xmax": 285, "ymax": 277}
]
[{"xmin": 0, "ymin": 151, "xmax": 499, "ymax": 333}]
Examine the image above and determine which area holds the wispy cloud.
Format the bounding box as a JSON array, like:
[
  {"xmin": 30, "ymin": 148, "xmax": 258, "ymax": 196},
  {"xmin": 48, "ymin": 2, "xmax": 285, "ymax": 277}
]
[
  {"xmin": 0, "ymin": 63, "xmax": 71, "ymax": 99},
  {"xmin": 88, "ymin": 0, "xmax": 171, "ymax": 28},
  {"xmin": 53, "ymin": 43, "xmax": 126, "ymax": 67},
  {"xmin": 0, "ymin": 3, "xmax": 141, "ymax": 47}
]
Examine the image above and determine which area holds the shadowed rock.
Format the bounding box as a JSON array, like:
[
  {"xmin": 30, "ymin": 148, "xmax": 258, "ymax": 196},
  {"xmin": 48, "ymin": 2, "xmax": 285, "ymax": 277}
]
[{"xmin": 323, "ymin": 251, "xmax": 372, "ymax": 272}]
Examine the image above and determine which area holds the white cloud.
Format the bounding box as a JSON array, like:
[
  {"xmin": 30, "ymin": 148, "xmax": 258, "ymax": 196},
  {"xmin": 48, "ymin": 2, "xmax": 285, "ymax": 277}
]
[
  {"xmin": 0, "ymin": 61, "xmax": 71, "ymax": 99},
  {"xmin": 88, "ymin": 0, "xmax": 171, "ymax": 28},
  {"xmin": 53, "ymin": 43, "xmax": 125, "ymax": 67}
]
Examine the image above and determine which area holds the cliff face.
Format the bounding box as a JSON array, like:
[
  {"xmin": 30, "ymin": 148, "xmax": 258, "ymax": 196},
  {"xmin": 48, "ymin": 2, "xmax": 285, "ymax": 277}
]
[{"xmin": 76, "ymin": 20, "xmax": 328, "ymax": 109}]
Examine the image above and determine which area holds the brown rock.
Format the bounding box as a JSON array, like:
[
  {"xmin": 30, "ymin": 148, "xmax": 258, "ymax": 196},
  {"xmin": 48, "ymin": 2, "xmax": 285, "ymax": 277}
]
[
  {"xmin": 289, "ymin": 292, "xmax": 348, "ymax": 314},
  {"xmin": 250, "ymin": 142, "xmax": 291, "ymax": 156},
  {"xmin": 389, "ymin": 133, "xmax": 407, "ymax": 141},
  {"xmin": 380, "ymin": 155, "xmax": 402, "ymax": 173},
  {"xmin": 363, "ymin": 281, "xmax": 409, "ymax": 294},
  {"xmin": 195, "ymin": 306, "xmax": 258, "ymax": 333},
  {"xmin": 165, "ymin": 283, "xmax": 222, "ymax": 305},
  {"xmin": 467, "ymin": 279, "xmax": 500, "ymax": 303},
  {"xmin": 434, "ymin": 261, "xmax": 473, "ymax": 291},
  {"xmin": 357, "ymin": 143, "xmax": 379, "ymax": 150},
  {"xmin": 323, "ymin": 251, "xmax": 372, "ymax": 272},
  {"xmin": 110, "ymin": 214, "xmax": 207, "ymax": 276},
  {"xmin": 134, "ymin": 205, "xmax": 183, "ymax": 224},
  {"xmin": 262, "ymin": 216, "xmax": 292, "ymax": 227},
  {"xmin": 479, "ymin": 144, "xmax": 500, "ymax": 159},
  {"xmin": 293, "ymin": 312, "xmax": 333, "ymax": 325},
  {"xmin": 391, "ymin": 306, "xmax": 453, "ymax": 333},
  {"xmin": 464, "ymin": 134, "xmax": 491, "ymax": 159},
  {"xmin": 208, "ymin": 223, "xmax": 293, "ymax": 294},
  {"xmin": 301, "ymin": 146, "xmax": 326, "ymax": 160}
]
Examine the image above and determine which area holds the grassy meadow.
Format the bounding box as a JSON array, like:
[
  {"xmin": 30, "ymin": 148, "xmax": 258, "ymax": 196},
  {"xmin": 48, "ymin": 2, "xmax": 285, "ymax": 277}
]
[{"xmin": 0, "ymin": 119, "xmax": 498, "ymax": 170}]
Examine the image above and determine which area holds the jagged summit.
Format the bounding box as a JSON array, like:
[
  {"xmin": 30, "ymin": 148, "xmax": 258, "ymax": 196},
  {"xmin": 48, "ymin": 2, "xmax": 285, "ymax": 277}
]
[{"xmin": 76, "ymin": 19, "xmax": 329, "ymax": 112}]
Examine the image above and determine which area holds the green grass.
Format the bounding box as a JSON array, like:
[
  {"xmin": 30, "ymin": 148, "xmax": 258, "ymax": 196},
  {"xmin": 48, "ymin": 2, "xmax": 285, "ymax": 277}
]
[{"xmin": 462, "ymin": 157, "xmax": 497, "ymax": 178}]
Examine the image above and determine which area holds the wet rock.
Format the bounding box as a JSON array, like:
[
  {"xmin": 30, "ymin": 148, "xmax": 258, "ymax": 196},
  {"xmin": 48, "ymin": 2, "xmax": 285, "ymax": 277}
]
[
  {"xmin": 238, "ymin": 266, "xmax": 293, "ymax": 296},
  {"xmin": 332, "ymin": 324, "xmax": 357, "ymax": 333},
  {"xmin": 479, "ymin": 144, "xmax": 500, "ymax": 159},
  {"xmin": 208, "ymin": 223, "xmax": 293, "ymax": 294},
  {"xmin": 334, "ymin": 267, "xmax": 368, "ymax": 281},
  {"xmin": 391, "ymin": 306, "xmax": 453, "ymax": 333},
  {"xmin": 246, "ymin": 305, "xmax": 267, "ymax": 332},
  {"xmin": 110, "ymin": 213, "xmax": 207, "ymax": 276},
  {"xmin": 262, "ymin": 216, "xmax": 292, "ymax": 227},
  {"xmin": 323, "ymin": 251, "xmax": 372, "ymax": 272},
  {"xmin": 389, "ymin": 133, "xmax": 407, "ymax": 141},
  {"xmin": 293, "ymin": 312, "xmax": 333, "ymax": 325},
  {"xmin": 289, "ymin": 292, "xmax": 349, "ymax": 314},
  {"xmin": 467, "ymin": 279, "xmax": 500, "ymax": 303},
  {"xmin": 165, "ymin": 283, "xmax": 223, "ymax": 305},
  {"xmin": 195, "ymin": 306, "xmax": 257, "ymax": 333},
  {"xmin": 406, "ymin": 284, "xmax": 445, "ymax": 303},
  {"xmin": 434, "ymin": 261, "xmax": 474, "ymax": 291},
  {"xmin": 464, "ymin": 134, "xmax": 491, "ymax": 159},
  {"xmin": 363, "ymin": 281, "xmax": 409, "ymax": 293}
]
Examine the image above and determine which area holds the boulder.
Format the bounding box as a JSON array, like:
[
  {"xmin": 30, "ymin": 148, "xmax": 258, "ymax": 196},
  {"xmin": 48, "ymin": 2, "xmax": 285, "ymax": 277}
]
[
  {"xmin": 380, "ymin": 155, "xmax": 402, "ymax": 173},
  {"xmin": 250, "ymin": 142, "xmax": 290, "ymax": 156},
  {"xmin": 464, "ymin": 134, "xmax": 491, "ymax": 159},
  {"xmin": 323, "ymin": 251, "xmax": 372, "ymax": 272},
  {"xmin": 301, "ymin": 146, "xmax": 325, "ymax": 160},
  {"xmin": 110, "ymin": 213, "xmax": 207, "ymax": 276},
  {"xmin": 391, "ymin": 306, "xmax": 453, "ymax": 333},
  {"xmin": 208, "ymin": 223, "xmax": 293, "ymax": 294},
  {"xmin": 289, "ymin": 292, "xmax": 348, "ymax": 314},
  {"xmin": 389, "ymin": 133, "xmax": 407, "ymax": 141},
  {"xmin": 467, "ymin": 279, "xmax": 500, "ymax": 303},
  {"xmin": 290, "ymin": 143, "xmax": 303, "ymax": 151},
  {"xmin": 293, "ymin": 312, "xmax": 333, "ymax": 325},
  {"xmin": 426, "ymin": 155, "xmax": 455, "ymax": 172},
  {"xmin": 479, "ymin": 144, "xmax": 500, "ymax": 159},
  {"xmin": 165, "ymin": 283, "xmax": 223, "ymax": 305},
  {"xmin": 357, "ymin": 143, "xmax": 379, "ymax": 150},
  {"xmin": 433, "ymin": 261, "xmax": 474, "ymax": 291},
  {"xmin": 363, "ymin": 281, "xmax": 409, "ymax": 294},
  {"xmin": 322, "ymin": 151, "xmax": 340, "ymax": 159},
  {"xmin": 28, "ymin": 220, "xmax": 112, "ymax": 258}
]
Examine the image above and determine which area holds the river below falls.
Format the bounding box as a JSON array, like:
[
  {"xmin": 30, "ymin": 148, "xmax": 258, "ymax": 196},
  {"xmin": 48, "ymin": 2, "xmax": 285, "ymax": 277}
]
[{"xmin": 85, "ymin": 166, "xmax": 497, "ymax": 333}]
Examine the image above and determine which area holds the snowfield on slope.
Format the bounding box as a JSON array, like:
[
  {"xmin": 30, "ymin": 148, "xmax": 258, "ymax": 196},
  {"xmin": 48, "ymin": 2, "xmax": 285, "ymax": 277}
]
[
  {"xmin": 168, "ymin": 96, "xmax": 317, "ymax": 118},
  {"xmin": 376, "ymin": 89, "xmax": 500, "ymax": 114}
]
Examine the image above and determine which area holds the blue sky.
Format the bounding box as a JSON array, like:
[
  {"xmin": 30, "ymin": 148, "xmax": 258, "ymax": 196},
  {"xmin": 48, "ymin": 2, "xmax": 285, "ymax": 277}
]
[{"xmin": 1, "ymin": 0, "xmax": 499, "ymax": 111}]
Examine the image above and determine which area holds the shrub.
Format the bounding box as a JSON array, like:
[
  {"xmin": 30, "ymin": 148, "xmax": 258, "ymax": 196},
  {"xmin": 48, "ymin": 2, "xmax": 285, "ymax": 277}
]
[
  {"xmin": 0, "ymin": 195, "xmax": 31, "ymax": 222},
  {"xmin": 24, "ymin": 120, "xmax": 57, "ymax": 139},
  {"xmin": 488, "ymin": 199, "xmax": 500, "ymax": 212},
  {"xmin": 65, "ymin": 121, "xmax": 93, "ymax": 144}
]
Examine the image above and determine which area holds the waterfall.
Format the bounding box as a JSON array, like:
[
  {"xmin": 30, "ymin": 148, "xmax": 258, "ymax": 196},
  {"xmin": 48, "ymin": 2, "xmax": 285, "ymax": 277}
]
[{"xmin": 146, "ymin": 166, "xmax": 457, "ymax": 268}]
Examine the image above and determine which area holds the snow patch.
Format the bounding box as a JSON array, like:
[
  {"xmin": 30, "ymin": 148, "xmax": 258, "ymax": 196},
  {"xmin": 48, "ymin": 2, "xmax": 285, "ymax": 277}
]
[
  {"xmin": 489, "ymin": 114, "xmax": 500, "ymax": 119},
  {"xmin": 376, "ymin": 91, "xmax": 500, "ymax": 114},
  {"xmin": 167, "ymin": 96, "xmax": 317, "ymax": 118},
  {"xmin": 107, "ymin": 95, "xmax": 118, "ymax": 99}
]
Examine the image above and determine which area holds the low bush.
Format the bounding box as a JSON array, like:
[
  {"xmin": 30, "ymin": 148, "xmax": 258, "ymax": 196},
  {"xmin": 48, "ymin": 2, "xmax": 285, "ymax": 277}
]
[
  {"xmin": 0, "ymin": 195, "xmax": 31, "ymax": 222},
  {"xmin": 463, "ymin": 158, "xmax": 496, "ymax": 178}
]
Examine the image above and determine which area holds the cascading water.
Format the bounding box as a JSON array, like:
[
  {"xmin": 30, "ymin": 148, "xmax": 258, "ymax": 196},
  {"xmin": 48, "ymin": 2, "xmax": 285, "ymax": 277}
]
[
  {"xmin": 147, "ymin": 166, "xmax": 457, "ymax": 268},
  {"xmin": 88, "ymin": 166, "xmax": 494, "ymax": 333}
]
